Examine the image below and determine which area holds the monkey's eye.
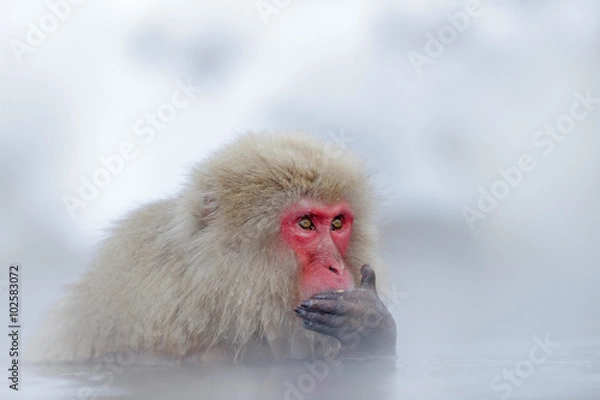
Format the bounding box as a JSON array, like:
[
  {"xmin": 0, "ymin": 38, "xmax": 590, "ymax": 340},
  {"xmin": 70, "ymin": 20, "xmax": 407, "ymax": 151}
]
[
  {"xmin": 298, "ymin": 217, "xmax": 314, "ymax": 230},
  {"xmin": 331, "ymin": 217, "xmax": 343, "ymax": 230}
]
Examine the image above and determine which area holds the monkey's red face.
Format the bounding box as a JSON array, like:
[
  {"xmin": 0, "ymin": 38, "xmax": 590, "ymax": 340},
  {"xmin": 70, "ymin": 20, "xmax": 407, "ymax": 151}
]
[{"xmin": 281, "ymin": 200, "xmax": 355, "ymax": 299}]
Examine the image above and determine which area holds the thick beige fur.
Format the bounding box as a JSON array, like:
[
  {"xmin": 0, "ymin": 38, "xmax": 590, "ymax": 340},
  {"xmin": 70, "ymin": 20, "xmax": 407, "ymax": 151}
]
[{"xmin": 28, "ymin": 132, "xmax": 387, "ymax": 364}]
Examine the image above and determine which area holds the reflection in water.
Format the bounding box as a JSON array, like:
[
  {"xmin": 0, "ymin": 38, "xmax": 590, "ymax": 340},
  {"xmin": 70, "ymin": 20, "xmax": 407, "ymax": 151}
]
[
  {"xmin": 27, "ymin": 360, "xmax": 395, "ymax": 400},
  {"xmin": 24, "ymin": 342, "xmax": 600, "ymax": 400}
]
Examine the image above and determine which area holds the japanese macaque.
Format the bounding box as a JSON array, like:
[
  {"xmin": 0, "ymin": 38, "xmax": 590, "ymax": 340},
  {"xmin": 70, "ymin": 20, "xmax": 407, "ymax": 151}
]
[{"xmin": 29, "ymin": 132, "xmax": 396, "ymax": 364}]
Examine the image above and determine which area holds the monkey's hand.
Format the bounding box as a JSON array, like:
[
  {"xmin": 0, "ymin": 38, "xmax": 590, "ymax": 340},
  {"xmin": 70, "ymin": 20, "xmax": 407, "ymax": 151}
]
[{"xmin": 294, "ymin": 264, "xmax": 397, "ymax": 359}]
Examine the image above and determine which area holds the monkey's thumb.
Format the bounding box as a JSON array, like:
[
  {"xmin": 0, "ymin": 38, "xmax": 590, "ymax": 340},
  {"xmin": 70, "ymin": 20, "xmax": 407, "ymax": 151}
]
[{"xmin": 359, "ymin": 264, "xmax": 377, "ymax": 292}]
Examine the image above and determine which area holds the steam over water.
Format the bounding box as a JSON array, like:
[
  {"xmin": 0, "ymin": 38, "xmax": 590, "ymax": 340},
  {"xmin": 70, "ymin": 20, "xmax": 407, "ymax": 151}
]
[{"xmin": 1, "ymin": 0, "xmax": 599, "ymax": 399}]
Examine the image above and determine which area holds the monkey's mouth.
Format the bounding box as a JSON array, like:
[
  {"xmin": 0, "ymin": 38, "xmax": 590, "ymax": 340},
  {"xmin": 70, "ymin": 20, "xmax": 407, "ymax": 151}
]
[{"xmin": 300, "ymin": 272, "xmax": 355, "ymax": 300}]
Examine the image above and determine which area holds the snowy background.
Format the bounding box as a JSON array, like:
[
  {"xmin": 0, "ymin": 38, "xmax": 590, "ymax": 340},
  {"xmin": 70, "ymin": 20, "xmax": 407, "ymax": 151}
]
[{"xmin": 1, "ymin": 0, "xmax": 599, "ymax": 399}]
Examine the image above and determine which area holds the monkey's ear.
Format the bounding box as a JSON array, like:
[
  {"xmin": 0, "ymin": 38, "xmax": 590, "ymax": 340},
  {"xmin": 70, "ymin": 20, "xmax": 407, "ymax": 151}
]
[{"xmin": 199, "ymin": 194, "xmax": 218, "ymax": 220}]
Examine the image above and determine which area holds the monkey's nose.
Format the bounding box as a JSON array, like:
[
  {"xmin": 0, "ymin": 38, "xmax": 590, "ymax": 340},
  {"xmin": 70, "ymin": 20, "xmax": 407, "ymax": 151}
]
[{"xmin": 327, "ymin": 265, "xmax": 342, "ymax": 275}]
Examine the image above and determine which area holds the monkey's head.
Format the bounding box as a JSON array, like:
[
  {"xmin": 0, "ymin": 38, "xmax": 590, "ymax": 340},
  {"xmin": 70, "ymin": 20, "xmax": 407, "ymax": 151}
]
[{"xmin": 180, "ymin": 132, "xmax": 384, "ymax": 352}]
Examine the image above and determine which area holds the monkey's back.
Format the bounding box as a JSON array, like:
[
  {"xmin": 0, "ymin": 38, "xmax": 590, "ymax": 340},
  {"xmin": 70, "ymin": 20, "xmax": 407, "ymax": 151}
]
[{"xmin": 28, "ymin": 199, "xmax": 204, "ymax": 363}]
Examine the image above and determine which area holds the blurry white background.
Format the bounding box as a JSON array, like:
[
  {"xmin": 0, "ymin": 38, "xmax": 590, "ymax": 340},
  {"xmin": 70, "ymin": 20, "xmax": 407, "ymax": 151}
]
[{"xmin": 0, "ymin": 0, "xmax": 599, "ymax": 399}]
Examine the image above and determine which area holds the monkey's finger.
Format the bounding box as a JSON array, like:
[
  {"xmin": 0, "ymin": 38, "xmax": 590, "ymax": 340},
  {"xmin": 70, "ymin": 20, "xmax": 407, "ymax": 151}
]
[
  {"xmin": 299, "ymin": 299, "xmax": 352, "ymax": 315},
  {"xmin": 300, "ymin": 319, "xmax": 348, "ymax": 340},
  {"xmin": 302, "ymin": 321, "xmax": 359, "ymax": 346},
  {"xmin": 359, "ymin": 264, "xmax": 377, "ymax": 293},
  {"xmin": 294, "ymin": 307, "xmax": 345, "ymax": 327},
  {"xmin": 311, "ymin": 291, "xmax": 345, "ymax": 300},
  {"xmin": 309, "ymin": 291, "xmax": 367, "ymax": 304},
  {"xmin": 301, "ymin": 319, "xmax": 334, "ymax": 336}
]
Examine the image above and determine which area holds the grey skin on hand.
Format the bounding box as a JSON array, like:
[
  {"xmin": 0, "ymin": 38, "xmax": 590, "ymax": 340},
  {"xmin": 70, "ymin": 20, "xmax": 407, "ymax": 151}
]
[{"xmin": 294, "ymin": 264, "xmax": 397, "ymax": 358}]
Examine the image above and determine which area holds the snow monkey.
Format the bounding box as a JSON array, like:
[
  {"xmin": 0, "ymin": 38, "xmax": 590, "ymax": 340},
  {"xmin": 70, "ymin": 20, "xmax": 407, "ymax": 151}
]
[{"xmin": 29, "ymin": 132, "xmax": 396, "ymax": 364}]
